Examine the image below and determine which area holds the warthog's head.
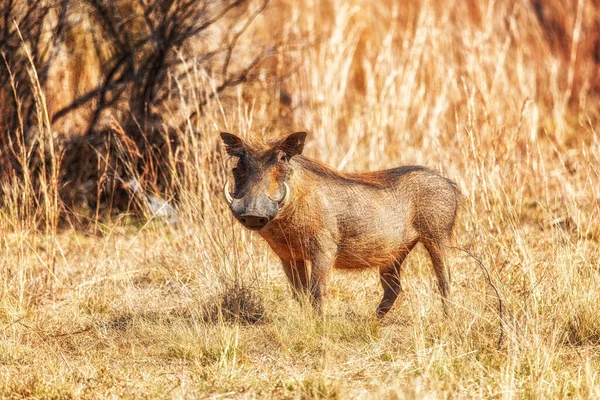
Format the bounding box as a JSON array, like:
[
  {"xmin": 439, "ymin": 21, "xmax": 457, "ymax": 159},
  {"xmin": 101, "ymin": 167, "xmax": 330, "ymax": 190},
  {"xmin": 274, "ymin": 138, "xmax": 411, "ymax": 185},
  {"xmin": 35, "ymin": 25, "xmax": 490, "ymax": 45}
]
[{"xmin": 220, "ymin": 131, "xmax": 307, "ymax": 230}]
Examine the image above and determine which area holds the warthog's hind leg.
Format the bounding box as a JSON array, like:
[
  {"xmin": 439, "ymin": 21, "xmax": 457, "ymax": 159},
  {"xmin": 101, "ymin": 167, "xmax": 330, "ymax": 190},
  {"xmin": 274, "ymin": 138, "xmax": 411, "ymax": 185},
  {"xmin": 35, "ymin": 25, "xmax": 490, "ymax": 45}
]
[
  {"xmin": 423, "ymin": 240, "xmax": 450, "ymax": 315},
  {"xmin": 377, "ymin": 244, "xmax": 415, "ymax": 319}
]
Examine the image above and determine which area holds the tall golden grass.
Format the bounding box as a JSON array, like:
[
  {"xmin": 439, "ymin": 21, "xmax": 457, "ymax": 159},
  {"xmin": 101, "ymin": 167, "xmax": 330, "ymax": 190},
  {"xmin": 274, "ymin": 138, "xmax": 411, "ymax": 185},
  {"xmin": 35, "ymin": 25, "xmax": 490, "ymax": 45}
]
[{"xmin": 1, "ymin": 0, "xmax": 600, "ymax": 397}]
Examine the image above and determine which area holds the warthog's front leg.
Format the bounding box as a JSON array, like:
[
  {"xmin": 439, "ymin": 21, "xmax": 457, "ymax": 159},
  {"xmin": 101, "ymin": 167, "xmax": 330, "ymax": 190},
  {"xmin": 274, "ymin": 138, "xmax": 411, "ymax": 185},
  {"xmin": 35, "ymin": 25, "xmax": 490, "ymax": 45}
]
[
  {"xmin": 281, "ymin": 257, "xmax": 329, "ymax": 314},
  {"xmin": 307, "ymin": 250, "xmax": 334, "ymax": 314},
  {"xmin": 281, "ymin": 259, "xmax": 309, "ymax": 299}
]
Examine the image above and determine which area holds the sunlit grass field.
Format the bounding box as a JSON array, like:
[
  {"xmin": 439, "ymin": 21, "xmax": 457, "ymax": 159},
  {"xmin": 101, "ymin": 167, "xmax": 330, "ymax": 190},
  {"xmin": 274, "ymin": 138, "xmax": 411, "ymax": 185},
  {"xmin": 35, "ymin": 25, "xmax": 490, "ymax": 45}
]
[{"xmin": 1, "ymin": 0, "xmax": 600, "ymax": 398}]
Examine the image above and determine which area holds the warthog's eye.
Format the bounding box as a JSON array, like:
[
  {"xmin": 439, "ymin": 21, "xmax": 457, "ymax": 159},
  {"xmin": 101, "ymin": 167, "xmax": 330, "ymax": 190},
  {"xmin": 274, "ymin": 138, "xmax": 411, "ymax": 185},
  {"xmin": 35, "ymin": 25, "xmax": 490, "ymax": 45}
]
[
  {"xmin": 277, "ymin": 151, "xmax": 287, "ymax": 164},
  {"xmin": 232, "ymin": 162, "xmax": 247, "ymax": 175}
]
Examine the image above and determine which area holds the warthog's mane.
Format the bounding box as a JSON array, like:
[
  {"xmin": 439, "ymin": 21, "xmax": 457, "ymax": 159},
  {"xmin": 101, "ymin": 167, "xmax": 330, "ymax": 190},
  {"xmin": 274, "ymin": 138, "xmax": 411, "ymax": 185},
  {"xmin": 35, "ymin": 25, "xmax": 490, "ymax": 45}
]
[{"xmin": 293, "ymin": 157, "xmax": 459, "ymax": 192}]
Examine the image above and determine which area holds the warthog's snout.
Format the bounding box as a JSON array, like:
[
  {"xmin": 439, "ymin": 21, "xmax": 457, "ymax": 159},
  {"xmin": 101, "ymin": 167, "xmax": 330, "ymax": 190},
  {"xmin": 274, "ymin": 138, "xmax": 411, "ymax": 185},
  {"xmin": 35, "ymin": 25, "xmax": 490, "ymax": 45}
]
[
  {"xmin": 237, "ymin": 213, "xmax": 271, "ymax": 230},
  {"xmin": 223, "ymin": 171, "xmax": 290, "ymax": 231},
  {"xmin": 229, "ymin": 195, "xmax": 278, "ymax": 231}
]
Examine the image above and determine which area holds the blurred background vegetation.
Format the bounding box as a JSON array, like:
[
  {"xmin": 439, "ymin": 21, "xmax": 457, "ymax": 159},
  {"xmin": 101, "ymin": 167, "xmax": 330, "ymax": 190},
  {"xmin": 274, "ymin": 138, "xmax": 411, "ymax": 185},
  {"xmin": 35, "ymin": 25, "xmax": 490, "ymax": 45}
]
[{"xmin": 1, "ymin": 0, "xmax": 598, "ymax": 226}]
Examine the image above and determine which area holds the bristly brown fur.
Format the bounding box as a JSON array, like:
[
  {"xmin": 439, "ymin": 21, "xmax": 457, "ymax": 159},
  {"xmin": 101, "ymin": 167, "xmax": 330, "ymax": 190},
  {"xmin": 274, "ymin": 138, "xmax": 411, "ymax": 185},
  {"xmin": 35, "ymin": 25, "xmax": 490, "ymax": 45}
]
[{"xmin": 223, "ymin": 132, "xmax": 460, "ymax": 318}]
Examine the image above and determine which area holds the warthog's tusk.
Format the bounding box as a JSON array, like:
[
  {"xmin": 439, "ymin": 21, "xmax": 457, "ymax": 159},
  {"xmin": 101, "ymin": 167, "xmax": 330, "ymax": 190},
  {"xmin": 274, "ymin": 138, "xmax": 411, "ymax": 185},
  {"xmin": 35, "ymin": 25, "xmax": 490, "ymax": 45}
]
[
  {"xmin": 223, "ymin": 180, "xmax": 234, "ymax": 205},
  {"xmin": 277, "ymin": 182, "xmax": 290, "ymax": 207}
]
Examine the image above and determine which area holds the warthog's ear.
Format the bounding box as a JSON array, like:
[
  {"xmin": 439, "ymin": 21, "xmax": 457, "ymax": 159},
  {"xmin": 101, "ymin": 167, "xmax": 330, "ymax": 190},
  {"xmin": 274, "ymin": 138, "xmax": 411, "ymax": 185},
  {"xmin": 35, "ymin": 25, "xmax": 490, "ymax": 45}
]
[
  {"xmin": 220, "ymin": 132, "xmax": 246, "ymax": 157},
  {"xmin": 278, "ymin": 131, "xmax": 307, "ymax": 158}
]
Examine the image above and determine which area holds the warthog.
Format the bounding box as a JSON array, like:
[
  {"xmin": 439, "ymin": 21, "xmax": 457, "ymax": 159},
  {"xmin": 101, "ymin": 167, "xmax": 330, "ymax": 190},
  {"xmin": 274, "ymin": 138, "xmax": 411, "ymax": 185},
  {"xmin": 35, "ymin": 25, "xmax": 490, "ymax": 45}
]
[{"xmin": 221, "ymin": 131, "xmax": 460, "ymax": 317}]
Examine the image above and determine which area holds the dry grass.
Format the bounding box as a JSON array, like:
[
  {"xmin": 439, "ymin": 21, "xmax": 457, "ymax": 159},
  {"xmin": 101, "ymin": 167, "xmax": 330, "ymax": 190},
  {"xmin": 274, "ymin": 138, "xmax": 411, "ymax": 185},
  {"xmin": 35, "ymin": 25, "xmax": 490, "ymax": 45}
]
[{"xmin": 2, "ymin": 0, "xmax": 600, "ymax": 398}]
